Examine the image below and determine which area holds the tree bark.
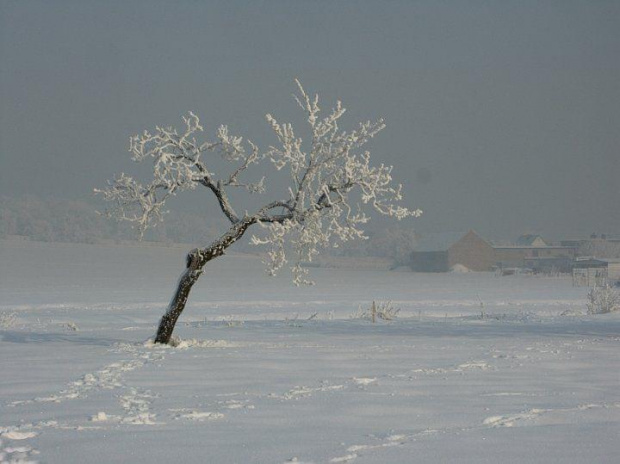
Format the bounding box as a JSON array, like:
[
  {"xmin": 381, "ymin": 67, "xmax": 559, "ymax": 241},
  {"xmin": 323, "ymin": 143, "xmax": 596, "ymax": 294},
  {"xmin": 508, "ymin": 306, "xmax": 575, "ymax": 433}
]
[
  {"xmin": 154, "ymin": 217, "xmax": 255, "ymax": 344},
  {"xmin": 154, "ymin": 250, "xmax": 204, "ymax": 344}
]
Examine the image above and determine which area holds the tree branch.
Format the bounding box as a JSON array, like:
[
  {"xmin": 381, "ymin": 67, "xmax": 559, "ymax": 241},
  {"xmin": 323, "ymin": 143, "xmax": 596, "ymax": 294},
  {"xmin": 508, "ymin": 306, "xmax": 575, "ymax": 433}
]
[{"xmin": 198, "ymin": 178, "xmax": 240, "ymax": 224}]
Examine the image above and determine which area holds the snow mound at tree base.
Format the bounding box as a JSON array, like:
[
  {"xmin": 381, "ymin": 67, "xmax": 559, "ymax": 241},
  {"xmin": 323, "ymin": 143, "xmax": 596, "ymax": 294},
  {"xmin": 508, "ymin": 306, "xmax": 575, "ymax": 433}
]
[{"xmin": 144, "ymin": 337, "xmax": 245, "ymax": 349}]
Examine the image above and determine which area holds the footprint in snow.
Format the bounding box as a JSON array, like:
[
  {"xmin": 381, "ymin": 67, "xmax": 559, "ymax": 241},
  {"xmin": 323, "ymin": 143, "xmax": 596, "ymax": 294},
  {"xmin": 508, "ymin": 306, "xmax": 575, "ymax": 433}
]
[
  {"xmin": 0, "ymin": 430, "xmax": 40, "ymax": 463},
  {"xmin": 170, "ymin": 409, "xmax": 225, "ymax": 421},
  {"xmin": 352, "ymin": 377, "xmax": 377, "ymax": 386}
]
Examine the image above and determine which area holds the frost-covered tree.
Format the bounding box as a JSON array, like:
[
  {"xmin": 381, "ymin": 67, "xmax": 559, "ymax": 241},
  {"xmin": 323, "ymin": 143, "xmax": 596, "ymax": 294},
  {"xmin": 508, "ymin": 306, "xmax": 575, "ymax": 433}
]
[
  {"xmin": 366, "ymin": 226, "xmax": 418, "ymax": 266},
  {"xmin": 96, "ymin": 81, "xmax": 421, "ymax": 344},
  {"xmin": 586, "ymin": 284, "xmax": 620, "ymax": 314}
]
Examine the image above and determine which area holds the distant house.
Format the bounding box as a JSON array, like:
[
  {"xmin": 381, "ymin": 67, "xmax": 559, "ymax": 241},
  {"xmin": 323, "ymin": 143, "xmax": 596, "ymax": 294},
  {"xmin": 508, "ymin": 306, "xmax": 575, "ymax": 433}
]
[
  {"xmin": 560, "ymin": 239, "xmax": 587, "ymax": 248},
  {"xmin": 561, "ymin": 235, "xmax": 620, "ymax": 248},
  {"xmin": 607, "ymin": 260, "xmax": 620, "ymax": 283},
  {"xmin": 410, "ymin": 230, "xmax": 495, "ymax": 272},
  {"xmin": 516, "ymin": 234, "xmax": 548, "ymax": 247},
  {"xmin": 572, "ymin": 259, "xmax": 609, "ymax": 287},
  {"xmin": 410, "ymin": 230, "xmax": 576, "ymax": 273},
  {"xmin": 572, "ymin": 258, "xmax": 620, "ymax": 286},
  {"xmin": 494, "ymin": 244, "xmax": 576, "ymax": 272}
]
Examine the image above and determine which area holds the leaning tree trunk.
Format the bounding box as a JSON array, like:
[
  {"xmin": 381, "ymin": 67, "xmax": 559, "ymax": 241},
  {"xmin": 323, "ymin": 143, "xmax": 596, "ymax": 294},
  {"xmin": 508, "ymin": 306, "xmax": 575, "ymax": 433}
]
[{"xmin": 154, "ymin": 217, "xmax": 255, "ymax": 344}]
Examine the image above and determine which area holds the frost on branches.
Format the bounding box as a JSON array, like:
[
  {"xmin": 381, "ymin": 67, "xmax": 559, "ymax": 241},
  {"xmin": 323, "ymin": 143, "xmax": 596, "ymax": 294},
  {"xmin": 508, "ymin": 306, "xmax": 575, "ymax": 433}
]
[
  {"xmin": 586, "ymin": 285, "xmax": 620, "ymax": 315},
  {"xmin": 96, "ymin": 80, "xmax": 421, "ymax": 343}
]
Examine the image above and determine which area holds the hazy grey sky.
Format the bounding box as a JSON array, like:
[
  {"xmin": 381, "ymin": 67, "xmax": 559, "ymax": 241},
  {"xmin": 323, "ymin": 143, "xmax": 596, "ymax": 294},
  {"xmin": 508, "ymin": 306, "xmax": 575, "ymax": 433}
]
[{"xmin": 1, "ymin": 0, "xmax": 618, "ymax": 239}]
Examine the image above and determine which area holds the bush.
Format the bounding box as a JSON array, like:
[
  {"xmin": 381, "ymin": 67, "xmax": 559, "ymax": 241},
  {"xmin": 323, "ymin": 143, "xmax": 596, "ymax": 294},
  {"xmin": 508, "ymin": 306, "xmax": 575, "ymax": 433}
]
[
  {"xmin": 353, "ymin": 301, "xmax": 400, "ymax": 322},
  {"xmin": 586, "ymin": 285, "xmax": 620, "ymax": 314}
]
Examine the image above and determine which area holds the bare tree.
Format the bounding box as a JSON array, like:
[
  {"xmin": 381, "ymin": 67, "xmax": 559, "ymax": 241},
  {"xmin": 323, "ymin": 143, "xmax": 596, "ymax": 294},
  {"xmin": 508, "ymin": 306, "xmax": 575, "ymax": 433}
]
[{"xmin": 96, "ymin": 81, "xmax": 421, "ymax": 344}]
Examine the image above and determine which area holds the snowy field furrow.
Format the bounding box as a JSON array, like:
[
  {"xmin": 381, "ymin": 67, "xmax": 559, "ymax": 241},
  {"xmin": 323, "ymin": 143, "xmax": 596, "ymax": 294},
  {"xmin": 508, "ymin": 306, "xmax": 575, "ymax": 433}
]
[{"xmin": 1, "ymin": 240, "xmax": 619, "ymax": 463}]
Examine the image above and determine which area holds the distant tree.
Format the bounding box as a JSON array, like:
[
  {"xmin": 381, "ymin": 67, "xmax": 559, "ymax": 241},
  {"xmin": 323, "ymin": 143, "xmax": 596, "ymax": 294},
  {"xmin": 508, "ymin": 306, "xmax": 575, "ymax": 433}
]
[
  {"xmin": 0, "ymin": 196, "xmax": 116, "ymax": 244},
  {"xmin": 0, "ymin": 207, "xmax": 17, "ymax": 237},
  {"xmin": 579, "ymin": 240, "xmax": 620, "ymax": 259},
  {"xmin": 96, "ymin": 81, "xmax": 421, "ymax": 344},
  {"xmin": 366, "ymin": 226, "xmax": 417, "ymax": 266}
]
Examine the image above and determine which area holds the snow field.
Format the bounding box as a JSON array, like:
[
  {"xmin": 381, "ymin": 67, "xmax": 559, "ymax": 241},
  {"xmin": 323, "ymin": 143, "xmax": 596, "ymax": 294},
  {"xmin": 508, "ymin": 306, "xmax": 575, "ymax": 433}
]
[{"xmin": 1, "ymin": 240, "xmax": 619, "ymax": 463}]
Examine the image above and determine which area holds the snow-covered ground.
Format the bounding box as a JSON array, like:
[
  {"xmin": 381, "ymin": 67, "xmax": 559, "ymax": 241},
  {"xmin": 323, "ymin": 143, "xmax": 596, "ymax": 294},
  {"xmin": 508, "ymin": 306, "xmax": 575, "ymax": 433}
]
[{"xmin": 1, "ymin": 240, "xmax": 619, "ymax": 463}]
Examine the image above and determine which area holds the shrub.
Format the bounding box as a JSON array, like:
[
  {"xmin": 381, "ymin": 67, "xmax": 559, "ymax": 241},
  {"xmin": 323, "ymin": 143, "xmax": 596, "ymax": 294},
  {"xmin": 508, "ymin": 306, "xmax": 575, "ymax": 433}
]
[
  {"xmin": 586, "ymin": 285, "xmax": 620, "ymax": 314},
  {"xmin": 0, "ymin": 311, "xmax": 18, "ymax": 328},
  {"xmin": 353, "ymin": 301, "xmax": 400, "ymax": 322}
]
